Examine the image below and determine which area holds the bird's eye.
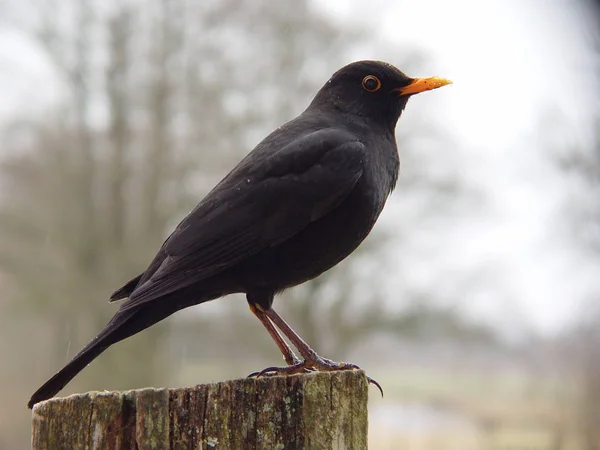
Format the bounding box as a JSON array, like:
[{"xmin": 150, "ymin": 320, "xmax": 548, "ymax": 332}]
[{"xmin": 362, "ymin": 75, "xmax": 381, "ymax": 92}]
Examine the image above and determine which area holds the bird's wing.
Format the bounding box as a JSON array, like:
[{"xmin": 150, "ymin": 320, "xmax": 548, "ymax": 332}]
[{"xmin": 118, "ymin": 129, "xmax": 365, "ymax": 310}]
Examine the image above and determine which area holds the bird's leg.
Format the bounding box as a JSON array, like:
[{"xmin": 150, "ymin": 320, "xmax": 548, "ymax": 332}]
[
  {"xmin": 247, "ymin": 303, "xmax": 302, "ymax": 372},
  {"xmin": 253, "ymin": 305, "xmax": 384, "ymax": 395},
  {"xmin": 260, "ymin": 306, "xmax": 359, "ymax": 372}
]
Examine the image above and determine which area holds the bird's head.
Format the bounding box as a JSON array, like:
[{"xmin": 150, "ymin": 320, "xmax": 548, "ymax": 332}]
[{"xmin": 309, "ymin": 60, "xmax": 451, "ymax": 130}]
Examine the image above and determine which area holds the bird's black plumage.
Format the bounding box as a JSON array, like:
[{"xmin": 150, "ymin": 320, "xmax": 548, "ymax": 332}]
[{"xmin": 28, "ymin": 60, "xmax": 450, "ymax": 408}]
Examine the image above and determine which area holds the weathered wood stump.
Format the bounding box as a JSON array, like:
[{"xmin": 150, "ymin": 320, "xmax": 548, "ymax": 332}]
[{"xmin": 31, "ymin": 370, "xmax": 368, "ymax": 449}]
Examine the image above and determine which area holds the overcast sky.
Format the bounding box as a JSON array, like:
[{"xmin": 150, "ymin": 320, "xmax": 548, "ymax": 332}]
[{"xmin": 318, "ymin": 0, "xmax": 599, "ymax": 334}]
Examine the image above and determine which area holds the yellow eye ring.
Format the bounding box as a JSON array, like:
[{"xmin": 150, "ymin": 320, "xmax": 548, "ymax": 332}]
[{"xmin": 362, "ymin": 75, "xmax": 381, "ymax": 92}]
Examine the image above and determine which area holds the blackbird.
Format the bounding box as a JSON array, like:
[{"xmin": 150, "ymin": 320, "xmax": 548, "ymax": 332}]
[{"xmin": 28, "ymin": 60, "xmax": 450, "ymax": 408}]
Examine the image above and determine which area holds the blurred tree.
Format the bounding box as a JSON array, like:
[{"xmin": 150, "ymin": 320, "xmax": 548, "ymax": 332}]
[
  {"xmin": 555, "ymin": 3, "xmax": 600, "ymax": 446},
  {"xmin": 0, "ymin": 0, "xmax": 376, "ymax": 404}
]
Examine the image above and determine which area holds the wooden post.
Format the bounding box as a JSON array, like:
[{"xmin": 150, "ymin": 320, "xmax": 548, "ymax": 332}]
[{"xmin": 31, "ymin": 370, "xmax": 368, "ymax": 449}]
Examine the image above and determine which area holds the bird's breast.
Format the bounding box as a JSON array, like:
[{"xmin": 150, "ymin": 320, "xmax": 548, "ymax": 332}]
[
  {"xmin": 234, "ymin": 131, "xmax": 399, "ymax": 293},
  {"xmin": 238, "ymin": 178, "xmax": 389, "ymax": 291}
]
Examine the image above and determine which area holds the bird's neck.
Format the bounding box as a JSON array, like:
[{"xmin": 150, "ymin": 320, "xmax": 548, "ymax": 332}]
[
  {"xmin": 307, "ymin": 104, "xmax": 398, "ymax": 139},
  {"xmin": 311, "ymin": 94, "xmax": 404, "ymax": 136}
]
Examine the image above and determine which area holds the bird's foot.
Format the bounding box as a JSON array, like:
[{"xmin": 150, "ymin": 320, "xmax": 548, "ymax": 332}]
[
  {"xmin": 247, "ymin": 354, "xmax": 308, "ymax": 378},
  {"xmin": 248, "ymin": 362, "xmax": 313, "ymax": 378},
  {"xmin": 307, "ymin": 354, "xmax": 361, "ymax": 372},
  {"xmin": 247, "ymin": 356, "xmax": 383, "ymax": 397}
]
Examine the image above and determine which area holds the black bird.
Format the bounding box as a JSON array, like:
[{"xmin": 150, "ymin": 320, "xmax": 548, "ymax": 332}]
[{"xmin": 28, "ymin": 60, "xmax": 450, "ymax": 409}]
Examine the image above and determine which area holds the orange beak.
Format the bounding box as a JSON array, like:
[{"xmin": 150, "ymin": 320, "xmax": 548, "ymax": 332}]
[{"xmin": 396, "ymin": 77, "xmax": 452, "ymax": 96}]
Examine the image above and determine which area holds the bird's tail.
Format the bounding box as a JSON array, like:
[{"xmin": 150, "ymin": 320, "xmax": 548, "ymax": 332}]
[
  {"xmin": 27, "ymin": 335, "xmax": 112, "ymax": 409},
  {"xmin": 27, "ymin": 303, "xmax": 172, "ymax": 409}
]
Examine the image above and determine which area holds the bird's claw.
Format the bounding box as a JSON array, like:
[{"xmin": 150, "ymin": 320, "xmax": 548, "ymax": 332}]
[
  {"xmin": 367, "ymin": 376, "xmax": 384, "ymax": 397},
  {"xmin": 248, "ymin": 358, "xmax": 384, "ymax": 397},
  {"xmin": 309, "ymin": 358, "xmax": 384, "ymax": 396}
]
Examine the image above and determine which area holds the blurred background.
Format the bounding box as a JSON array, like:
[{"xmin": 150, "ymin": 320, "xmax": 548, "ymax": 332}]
[{"xmin": 0, "ymin": 0, "xmax": 599, "ymax": 448}]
